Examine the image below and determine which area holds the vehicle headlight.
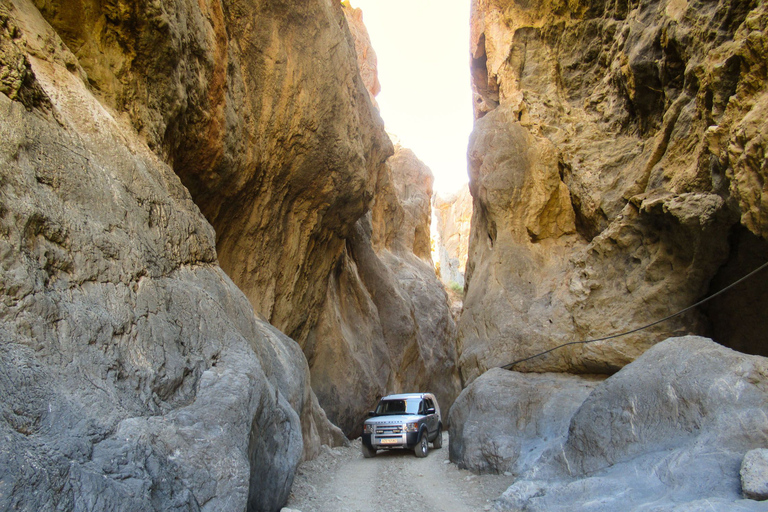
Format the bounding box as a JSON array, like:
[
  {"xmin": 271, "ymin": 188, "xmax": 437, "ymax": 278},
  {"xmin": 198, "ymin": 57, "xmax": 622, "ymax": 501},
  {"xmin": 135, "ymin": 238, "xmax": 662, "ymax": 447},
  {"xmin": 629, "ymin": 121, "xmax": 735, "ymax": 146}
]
[
  {"xmin": 403, "ymin": 422, "xmax": 419, "ymax": 433},
  {"xmin": 363, "ymin": 424, "xmax": 374, "ymax": 434}
]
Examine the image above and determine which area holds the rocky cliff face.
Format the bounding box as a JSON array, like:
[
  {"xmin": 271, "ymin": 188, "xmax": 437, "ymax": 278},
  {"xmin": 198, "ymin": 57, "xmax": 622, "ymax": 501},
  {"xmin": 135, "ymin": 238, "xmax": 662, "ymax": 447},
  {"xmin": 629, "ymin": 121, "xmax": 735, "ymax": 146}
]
[
  {"xmin": 306, "ymin": 145, "xmax": 462, "ymax": 437},
  {"xmin": 460, "ymin": 0, "xmax": 768, "ymax": 380},
  {"xmin": 1, "ymin": 0, "xmax": 461, "ymax": 508},
  {"xmin": 434, "ymin": 184, "xmax": 472, "ymax": 289},
  {"xmin": 31, "ymin": 0, "xmax": 392, "ymax": 347},
  {"xmin": 0, "ymin": 0, "xmax": 395, "ymax": 510},
  {"xmin": 342, "ymin": 1, "xmax": 381, "ymax": 108}
]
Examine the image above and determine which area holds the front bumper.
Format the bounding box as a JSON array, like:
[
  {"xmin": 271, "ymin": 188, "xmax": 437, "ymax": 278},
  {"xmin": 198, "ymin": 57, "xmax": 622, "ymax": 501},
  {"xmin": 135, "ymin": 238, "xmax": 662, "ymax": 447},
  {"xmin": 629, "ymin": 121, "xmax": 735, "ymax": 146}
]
[{"xmin": 363, "ymin": 431, "xmax": 419, "ymax": 449}]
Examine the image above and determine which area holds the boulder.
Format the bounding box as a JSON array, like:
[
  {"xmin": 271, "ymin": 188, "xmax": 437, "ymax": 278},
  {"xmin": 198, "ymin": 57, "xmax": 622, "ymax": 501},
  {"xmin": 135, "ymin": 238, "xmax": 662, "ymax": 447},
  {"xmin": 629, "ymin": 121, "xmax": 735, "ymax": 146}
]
[
  {"xmin": 482, "ymin": 337, "xmax": 768, "ymax": 511},
  {"xmin": 448, "ymin": 368, "xmax": 602, "ymax": 476},
  {"xmin": 741, "ymin": 449, "xmax": 768, "ymax": 501}
]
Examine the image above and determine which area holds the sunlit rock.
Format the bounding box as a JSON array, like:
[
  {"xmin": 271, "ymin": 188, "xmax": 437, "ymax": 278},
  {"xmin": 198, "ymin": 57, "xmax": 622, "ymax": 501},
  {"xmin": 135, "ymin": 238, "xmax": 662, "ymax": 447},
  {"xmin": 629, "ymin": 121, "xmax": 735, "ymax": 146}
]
[{"xmin": 460, "ymin": 0, "xmax": 768, "ymax": 378}]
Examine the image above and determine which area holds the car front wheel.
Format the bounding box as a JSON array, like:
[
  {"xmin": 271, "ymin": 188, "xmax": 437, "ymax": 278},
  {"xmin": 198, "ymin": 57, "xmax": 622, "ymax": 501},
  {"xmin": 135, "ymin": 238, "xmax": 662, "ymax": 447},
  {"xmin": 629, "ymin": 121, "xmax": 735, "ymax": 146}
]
[{"xmin": 414, "ymin": 432, "xmax": 428, "ymax": 458}]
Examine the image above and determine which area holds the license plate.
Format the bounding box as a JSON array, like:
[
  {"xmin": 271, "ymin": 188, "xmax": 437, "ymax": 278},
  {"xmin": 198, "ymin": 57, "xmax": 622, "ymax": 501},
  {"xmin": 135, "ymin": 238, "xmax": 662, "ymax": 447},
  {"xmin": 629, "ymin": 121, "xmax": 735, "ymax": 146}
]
[{"xmin": 380, "ymin": 438, "xmax": 398, "ymax": 444}]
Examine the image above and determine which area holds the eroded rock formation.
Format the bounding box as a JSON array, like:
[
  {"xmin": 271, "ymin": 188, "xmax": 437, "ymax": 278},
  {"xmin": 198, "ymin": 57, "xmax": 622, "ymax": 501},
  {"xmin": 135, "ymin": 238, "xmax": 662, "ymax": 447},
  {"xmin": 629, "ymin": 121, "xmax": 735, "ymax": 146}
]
[
  {"xmin": 30, "ymin": 0, "xmax": 392, "ymax": 348},
  {"xmin": 460, "ymin": 0, "xmax": 768, "ymax": 379},
  {"xmin": 1, "ymin": 1, "xmax": 463, "ymax": 508},
  {"xmin": 0, "ymin": 0, "xmax": 391, "ymax": 509},
  {"xmin": 305, "ymin": 145, "xmax": 462, "ymax": 437}
]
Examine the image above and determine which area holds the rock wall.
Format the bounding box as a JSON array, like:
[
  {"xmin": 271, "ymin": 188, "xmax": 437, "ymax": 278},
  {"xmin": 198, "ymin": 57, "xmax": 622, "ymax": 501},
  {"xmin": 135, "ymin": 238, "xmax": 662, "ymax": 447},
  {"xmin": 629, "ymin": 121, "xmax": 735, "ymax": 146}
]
[
  {"xmin": 460, "ymin": 0, "xmax": 768, "ymax": 380},
  {"xmin": 434, "ymin": 184, "xmax": 472, "ymax": 289},
  {"xmin": 31, "ymin": 0, "xmax": 392, "ymax": 347},
  {"xmin": 305, "ymin": 146, "xmax": 462, "ymax": 437},
  {"xmin": 342, "ymin": 1, "xmax": 381, "ymax": 108},
  {"xmin": 0, "ymin": 0, "xmax": 392, "ymax": 510}
]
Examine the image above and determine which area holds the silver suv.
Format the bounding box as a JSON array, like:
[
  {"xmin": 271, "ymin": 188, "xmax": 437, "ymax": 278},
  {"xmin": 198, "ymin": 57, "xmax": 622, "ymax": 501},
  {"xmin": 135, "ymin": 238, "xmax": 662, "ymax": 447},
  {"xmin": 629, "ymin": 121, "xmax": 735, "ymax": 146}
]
[{"xmin": 361, "ymin": 393, "xmax": 442, "ymax": 458}]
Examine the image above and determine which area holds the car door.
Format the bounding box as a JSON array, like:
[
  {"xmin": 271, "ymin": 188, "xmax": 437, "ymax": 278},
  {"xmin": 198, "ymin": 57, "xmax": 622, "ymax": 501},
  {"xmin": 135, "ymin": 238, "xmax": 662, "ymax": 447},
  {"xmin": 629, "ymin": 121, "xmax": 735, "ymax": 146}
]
[{"xmin": 424, "ymin": 397, "xmax": 437, "ymax": 436}]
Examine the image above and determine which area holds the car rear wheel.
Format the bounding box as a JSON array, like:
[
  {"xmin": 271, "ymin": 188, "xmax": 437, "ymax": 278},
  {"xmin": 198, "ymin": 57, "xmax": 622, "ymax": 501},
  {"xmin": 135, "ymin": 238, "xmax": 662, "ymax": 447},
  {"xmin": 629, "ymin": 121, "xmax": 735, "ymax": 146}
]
[
  {"xmin": 433, "ymin": 425, "xmax": 443, "ymax": 449},
  {"xmin": 362, "ymin": 443, "xmax": 376, "ymax": 458},
  {"xmin": 414, "ymin": 432, "xmax": 428, "ymax": 458}
]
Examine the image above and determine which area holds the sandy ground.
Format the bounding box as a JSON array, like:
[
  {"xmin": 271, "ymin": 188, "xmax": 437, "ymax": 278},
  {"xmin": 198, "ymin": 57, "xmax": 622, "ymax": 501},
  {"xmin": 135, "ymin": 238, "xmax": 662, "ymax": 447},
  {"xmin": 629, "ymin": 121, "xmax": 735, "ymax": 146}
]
[{"xmin": 284, "ymin": 434, "xmax": 515, "ymax": 512}]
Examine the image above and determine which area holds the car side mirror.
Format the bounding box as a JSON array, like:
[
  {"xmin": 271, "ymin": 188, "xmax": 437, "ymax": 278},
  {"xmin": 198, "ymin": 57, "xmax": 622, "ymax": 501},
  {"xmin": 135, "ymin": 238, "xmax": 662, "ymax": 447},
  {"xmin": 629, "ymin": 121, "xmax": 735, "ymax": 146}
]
[
  {"xmin": 368, "ymin": 411, "xmax": 376, "ymax": 417},
  {"xmin": 426, "ymin": 407, "xmax": 435, "ymax": 415}
]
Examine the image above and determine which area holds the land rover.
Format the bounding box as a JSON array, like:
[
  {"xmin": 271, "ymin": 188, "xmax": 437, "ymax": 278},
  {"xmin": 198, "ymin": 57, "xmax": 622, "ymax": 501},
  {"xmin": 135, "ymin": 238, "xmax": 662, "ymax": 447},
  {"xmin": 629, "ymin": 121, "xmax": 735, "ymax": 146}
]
[{"xmin": 361, "ymin": 393, "xmax": 442, "ymax": 458}]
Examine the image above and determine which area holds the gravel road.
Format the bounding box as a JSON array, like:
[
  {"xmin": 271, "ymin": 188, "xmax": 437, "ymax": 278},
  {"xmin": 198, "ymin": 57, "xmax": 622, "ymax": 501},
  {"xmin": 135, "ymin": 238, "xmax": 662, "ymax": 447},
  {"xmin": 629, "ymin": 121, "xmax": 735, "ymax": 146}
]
[{"xmin": 284, "ymin": 434, "xmax": 515, "ymax": 512}]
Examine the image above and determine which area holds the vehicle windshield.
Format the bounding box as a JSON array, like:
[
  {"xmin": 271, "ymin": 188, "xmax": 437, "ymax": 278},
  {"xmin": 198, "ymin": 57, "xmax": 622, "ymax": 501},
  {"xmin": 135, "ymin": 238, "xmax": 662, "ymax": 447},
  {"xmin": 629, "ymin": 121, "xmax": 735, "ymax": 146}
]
[{"xmin": 374, "ymin": 398, "xmax": 421, "ymax": 415}]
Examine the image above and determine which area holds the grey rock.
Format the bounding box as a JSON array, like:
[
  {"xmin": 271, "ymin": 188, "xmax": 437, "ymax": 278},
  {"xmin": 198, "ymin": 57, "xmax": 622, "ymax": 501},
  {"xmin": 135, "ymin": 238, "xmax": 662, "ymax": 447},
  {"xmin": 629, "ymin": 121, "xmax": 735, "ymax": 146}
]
[
  {"xmin": 564, "ymin": 337, "xmax": 768, "ymax": 478},
  {"xmin": 448, "ymin": 368, "xmax": 601, "ymax": 476},
  {"xmin": 482, "ymin": 337, "xmax": 768, "ymax": 511},
  {"xmin": 0, "ymin": 2, "xmax": 344, "ymax": 510},
  {"xmin": 741, "ymin": 449, "xmax": 768, "ymax": 501}
]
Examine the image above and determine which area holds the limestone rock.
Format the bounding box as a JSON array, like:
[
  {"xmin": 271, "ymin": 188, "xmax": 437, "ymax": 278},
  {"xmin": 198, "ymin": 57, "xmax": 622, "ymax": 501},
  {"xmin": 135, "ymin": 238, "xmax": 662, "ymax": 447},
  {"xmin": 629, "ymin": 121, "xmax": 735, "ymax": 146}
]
[
  {"xmin": 485, "ymin": 337, "xmax": 768, "ymax": 511},
  {"xmin": 33, "ymin": 0, "xmax": 392, "ymax": 346},
  {"xmin": 460, "ymin": 0, "xmax": 768, "ymax": 378},
  {"xmin": 304, "ymin": 145, "xmax": 462, "ymax": 437},
  {"xmin": 0, "ymin": 1, "xmax": 348, "ymax": 510},
  {"xmin": 372, "ymin": 146, "xmax": 435, "ymax": 261},
  {"xmin": 342, "ymin": 1, "xmax": 381, "ymax": 107},
  {"xmin": 741, "ymin": 449, "xmax": 768, "ymax": 501},
  {"xmin": 434, "ymin": 184, "xmax": 472, "ymax": 289},
  {"xmin": 564, "ymin": 337, "xmax": 768, "ymax": 477},
  {"xmin": 447, "ymin": 368, "xmax": 602, "ymax": 476}
]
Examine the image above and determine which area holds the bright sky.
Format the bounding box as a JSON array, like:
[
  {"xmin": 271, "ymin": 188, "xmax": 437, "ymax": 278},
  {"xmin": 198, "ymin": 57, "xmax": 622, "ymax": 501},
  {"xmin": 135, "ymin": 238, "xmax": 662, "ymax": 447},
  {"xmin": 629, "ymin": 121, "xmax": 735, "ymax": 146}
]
[{"xmin": 349, "ymin": 0, "xmax": 473, "ymax": 196}]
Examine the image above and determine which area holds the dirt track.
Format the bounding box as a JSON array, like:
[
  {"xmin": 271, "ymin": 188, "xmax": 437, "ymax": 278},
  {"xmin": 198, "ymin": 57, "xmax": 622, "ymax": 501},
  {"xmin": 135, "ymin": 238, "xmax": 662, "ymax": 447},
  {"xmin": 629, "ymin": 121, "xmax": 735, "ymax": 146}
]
[{"xmin": 284, "ymin": 434, "xmax": 515, "ymax": 512}]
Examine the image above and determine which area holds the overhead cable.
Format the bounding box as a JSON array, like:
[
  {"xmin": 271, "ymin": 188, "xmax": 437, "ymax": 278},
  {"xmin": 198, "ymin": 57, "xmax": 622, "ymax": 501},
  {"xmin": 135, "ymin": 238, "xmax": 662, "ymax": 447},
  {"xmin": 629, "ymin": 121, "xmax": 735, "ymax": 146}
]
[{"xmin": 501, "ymin": 260, "xmax": 768, "ymax": 370}]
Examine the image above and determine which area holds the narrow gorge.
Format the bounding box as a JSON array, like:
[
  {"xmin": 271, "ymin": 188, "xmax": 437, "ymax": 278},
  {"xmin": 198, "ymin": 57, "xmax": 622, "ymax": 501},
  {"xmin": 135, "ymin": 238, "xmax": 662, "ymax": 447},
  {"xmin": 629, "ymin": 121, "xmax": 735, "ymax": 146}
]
[{"xmin": 0, "ymin": 0, "xmax": 767, "ymax": 511}]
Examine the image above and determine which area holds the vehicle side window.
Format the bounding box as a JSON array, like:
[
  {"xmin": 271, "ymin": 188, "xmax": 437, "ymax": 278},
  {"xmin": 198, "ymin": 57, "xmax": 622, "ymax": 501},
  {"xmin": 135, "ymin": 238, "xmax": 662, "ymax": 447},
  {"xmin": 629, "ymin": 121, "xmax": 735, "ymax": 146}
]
[
  {"xmin": 418, "ymin": 400, "xmax": 426, "ymax": 415},
  {"xmin": 425, "ymin": 398, "xmax": 434, "ymax": 412}
]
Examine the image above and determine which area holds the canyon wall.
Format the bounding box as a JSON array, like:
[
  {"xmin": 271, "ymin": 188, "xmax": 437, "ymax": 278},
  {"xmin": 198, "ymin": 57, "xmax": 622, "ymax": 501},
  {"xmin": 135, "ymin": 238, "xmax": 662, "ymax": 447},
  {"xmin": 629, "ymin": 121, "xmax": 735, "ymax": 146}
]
[
  {"xmin": 434, "ymin": 184, "xmax": 472, "ymax": 289},
  {"xmin": 0, "ymin": 0, "xmax": 393, "ymax": 510},
  {"xmin": 452, "ymin": 1, "xmax": 768, "ymax": 507},
  {"xmin": 286, "ymin": 3, "xmax": 461, "ymax": 437},
  {"xmin": 460, "ymin": 0, "xmax": 768, "ymax": 381},
  {"xmin": 1, "ymin": 1, "xmax": 460, "ymax": 509}
]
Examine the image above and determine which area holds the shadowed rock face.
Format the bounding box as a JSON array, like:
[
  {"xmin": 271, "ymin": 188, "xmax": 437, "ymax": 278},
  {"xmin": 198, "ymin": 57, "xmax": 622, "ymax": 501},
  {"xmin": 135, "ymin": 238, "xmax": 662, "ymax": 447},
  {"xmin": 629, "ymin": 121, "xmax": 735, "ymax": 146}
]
[
  {"xmin": 460, "ymin": 0, "xmax": 768, "ymax": 379},
  {"xmin": 32, "ymin": 0, "xmax": 393, "ymax": 345}
]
